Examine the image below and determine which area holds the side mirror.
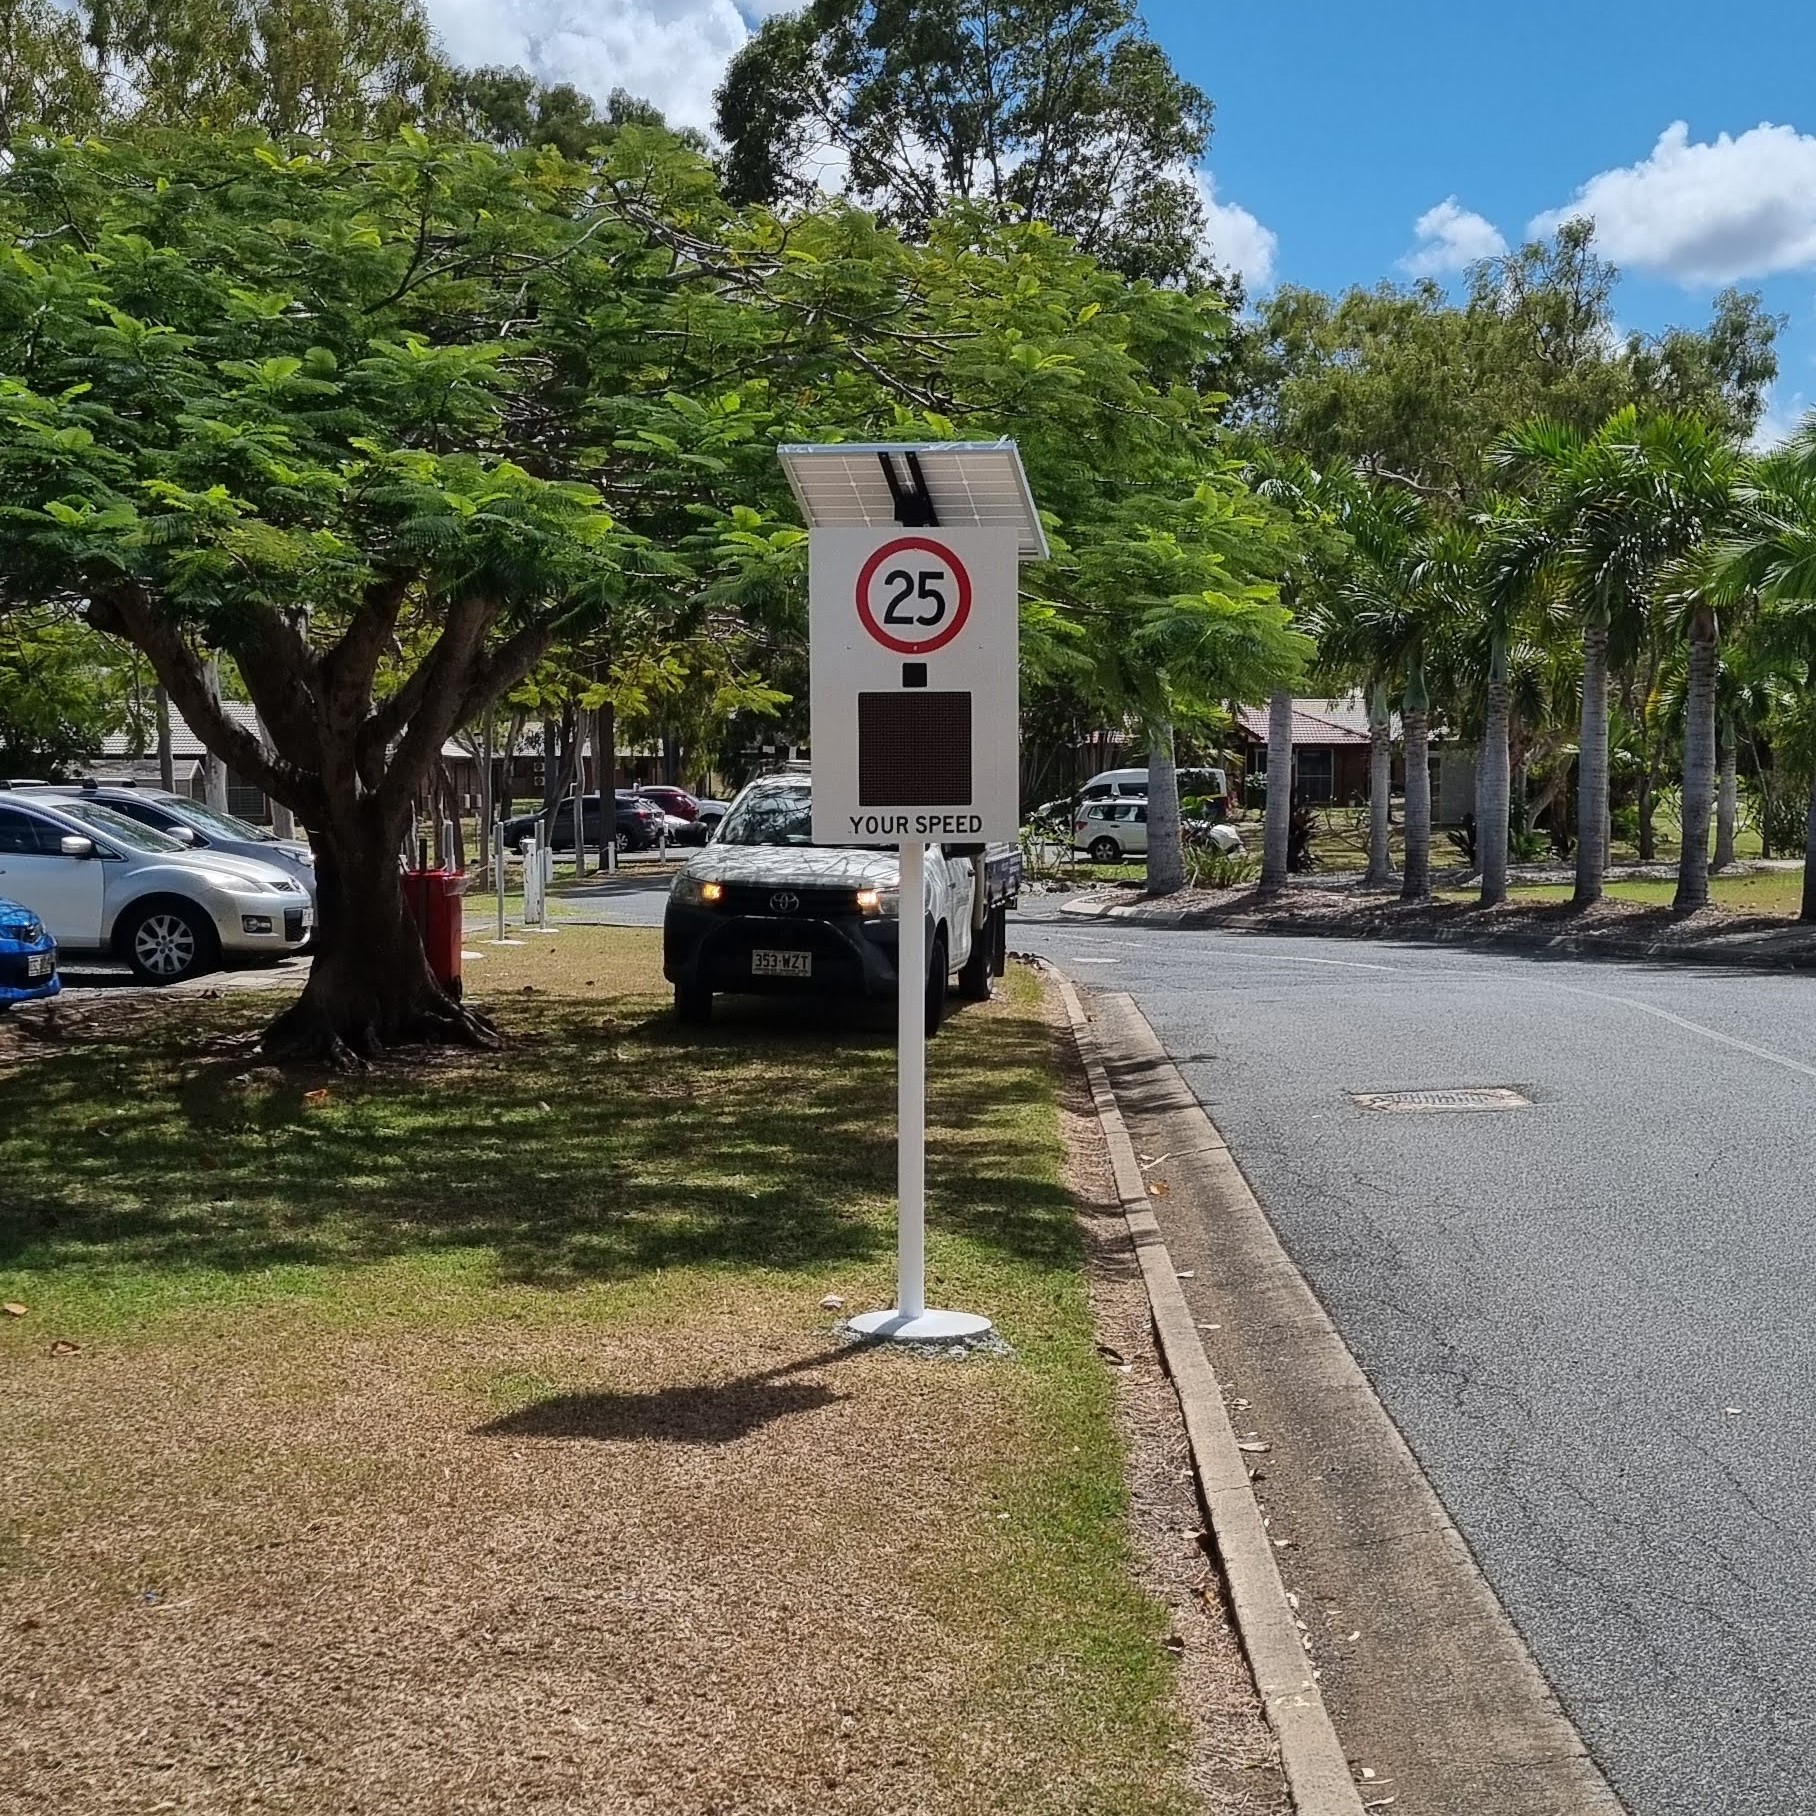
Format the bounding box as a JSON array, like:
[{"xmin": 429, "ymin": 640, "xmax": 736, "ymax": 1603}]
[
  {"xmin": 169, "ymin": 825, "xmax": 198, "ymax": 845},
  {"xmin": 59, "ymin": 835, "xmax": 95, "ymax": 858}
]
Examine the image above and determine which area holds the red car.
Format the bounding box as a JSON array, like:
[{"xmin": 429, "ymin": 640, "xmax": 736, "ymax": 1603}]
[{"xmin": 636, "ymin": 785, "xmax": 701, "ymax": 822}]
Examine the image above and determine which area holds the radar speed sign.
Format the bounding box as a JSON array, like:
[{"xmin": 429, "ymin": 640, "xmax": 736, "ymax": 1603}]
[{"xmin": 855, "ymin": 537, "xmax": 973, "ymax": 655}]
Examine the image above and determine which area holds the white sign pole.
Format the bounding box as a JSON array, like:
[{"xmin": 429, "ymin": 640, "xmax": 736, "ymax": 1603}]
[{"xmin": 896, "ymin": 838, "xmax": 928, "ymax": 1321}]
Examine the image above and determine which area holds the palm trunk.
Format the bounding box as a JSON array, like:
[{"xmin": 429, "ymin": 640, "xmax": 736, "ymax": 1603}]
[
  {"xmin": 1479, "ymin": 639, "xmax": 1512, "ymax": 907},
  {"xmin": 1365, "ymin": 680, "xmax": 1395, "ymax": 886},
  {"xmin": 1803, "ymin": 770, "xmax": 1816, "ymax": 924},
  {"xmin": 1146, "ymin": 720, "xmax": 1184, "ymax": 896},
  {"xmin": 1713, "ymin": 723, "xmax": 1737, "ymax": 872},
  {"xmin": 1400, "ymin": 703, "xmax": 1431, "ymax": 901},
  {"xmin": 1259, "ymin": 690, "xmax": 1293, "ymax": 895},
  {"xmin": 1575, "ymin": 621, "xmax": 1610, "ymax": 907},
  {"xmin": 1673, "ymin": 610, "xmax": 1718, "ymax": 912},
  {"xmin": 203, "ymin": 658, "xmax": 229, "ymax": 813}
]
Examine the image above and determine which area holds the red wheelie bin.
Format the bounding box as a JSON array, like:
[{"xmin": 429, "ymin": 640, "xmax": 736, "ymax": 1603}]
[{"xmin": 402, "ymin": 868, "xmax": 468, "ymax": 1001}]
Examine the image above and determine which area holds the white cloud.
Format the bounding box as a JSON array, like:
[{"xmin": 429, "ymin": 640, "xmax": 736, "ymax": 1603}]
[
  {"xmin": 1750, "ymin": 388, "xmax": 1812, "ymax": 452},
  {"xmin": 425, "ymin": 0, "xmax": 763, "ymax": 135},
  {"xmin": 1196, "ymin": 172, "xmax": 1277, "ymax": 290},
  {"xmin": 1531, "ymin": 121, "xmax": 1816, "ymax": 285},
  {"xmin": 1399, "ymin": 197, "xmax": 1507, "ymax": 277}
]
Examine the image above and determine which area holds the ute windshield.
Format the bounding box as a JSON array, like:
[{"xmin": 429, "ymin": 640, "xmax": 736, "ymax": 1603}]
[{"xmin": 715, "ymin": 785, "xmax": 814, "ymax": 847}]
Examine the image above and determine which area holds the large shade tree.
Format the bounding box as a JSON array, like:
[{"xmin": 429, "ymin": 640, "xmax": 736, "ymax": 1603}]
[{"xmin": 714, "ymin": 0, "xmax": 1219, "ymax": 284}]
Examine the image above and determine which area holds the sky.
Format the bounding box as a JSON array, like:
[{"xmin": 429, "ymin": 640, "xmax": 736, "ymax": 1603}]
[{"xmin": 423, "ymin": 0, "xmax": 1816, "ymax": 442}]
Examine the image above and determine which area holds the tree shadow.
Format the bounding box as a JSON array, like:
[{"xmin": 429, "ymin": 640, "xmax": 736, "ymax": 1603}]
[
  {"xmin": 0, "ymin": 983, "xmax": 1078, "ymax": 1290},
  {"xmin": 478, "ymin": 1348, "xmax": 854, "ymax": 1446}
]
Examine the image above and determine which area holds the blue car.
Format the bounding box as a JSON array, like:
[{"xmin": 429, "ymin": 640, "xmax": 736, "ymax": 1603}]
[{"xmin": 0, "ymin": 896, "xmax": 59, "ymax": 1007}]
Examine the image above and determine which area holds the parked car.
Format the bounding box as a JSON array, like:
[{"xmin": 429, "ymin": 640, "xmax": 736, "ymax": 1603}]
[
  {"xmin": 0, "ymin": 895, "xmax": 59, "ymax": 1008},
  {"xmin": 1073, "ymin": 799, "xmax": 1243, "ymax": 864},
  {"xmin": 499, "ymin": 791, "xmax": 665, "ymax": 855},
  {"xmin": 636, "ymin": 785, "xmax": 702, "ymax": 822},
  {"xmin": 1080, "ymin": 765, "xmax": 1231, "ymax": 819},
  {"xmin": 22, "ymin": 781, "xmax": 316, "ymax": 904},
  {"xmin": 681, "ymin": 799, "xmax": 732, "ymax": 844},
  {"xmin": 0, "ymin": 793, "xmax": 311, "ymax": 983},
  {"xmin": 663, "ymin": 772, "xmax": 1021, "ymax": 1032}
]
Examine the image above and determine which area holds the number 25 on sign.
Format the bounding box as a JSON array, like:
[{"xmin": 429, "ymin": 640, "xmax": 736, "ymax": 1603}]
[{"xmin": 856, "ymin": 536, "xmax": 973, "ymax": 654}]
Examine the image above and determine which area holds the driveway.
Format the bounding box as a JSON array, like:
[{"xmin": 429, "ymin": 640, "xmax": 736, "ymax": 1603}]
[{"xmin": 1019, "ymin": 902, "xmax": 1815, "ymax": 1816}]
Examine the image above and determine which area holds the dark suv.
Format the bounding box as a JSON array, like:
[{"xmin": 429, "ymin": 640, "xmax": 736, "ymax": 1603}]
[{"xmin": 499, "ymin": 792, "xmax": 664, "ymax": 854}]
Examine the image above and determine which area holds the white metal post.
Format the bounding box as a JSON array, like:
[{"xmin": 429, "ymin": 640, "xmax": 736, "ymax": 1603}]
[
  {"xmin": 848, "ymin": 840, "xmax": 990, "ymax": 1344},
  {"xmin": 896, "ymin": 838, "xmax": 927, "ymax": 1320},
  {"xmin": 494, "ymin": 820, "xmax": 506, "ymax": 942}
]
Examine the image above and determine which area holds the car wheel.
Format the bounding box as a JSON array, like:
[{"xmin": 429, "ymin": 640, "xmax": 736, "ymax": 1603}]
[
  {"xmin": 615, "ymin": 830, "xmax": 631, "ymax": 853},
  {"xmin": 924, "ymin": 934, "xmax": 948, "ymax": 1038},
  {"xmin": 123, "ymin": 900, "xmax": 217, "ymax": 985},
  {"xmin": 675, "ymin": 980, "xmax": 712, "ymax": 1025},
  {"xmin": 1088, "ymin": 836, "xmax": 1122, "ymax": 864},
  {"xmin": 957, "ymin": 922, "xmax": 993, "ymax": 1002}
]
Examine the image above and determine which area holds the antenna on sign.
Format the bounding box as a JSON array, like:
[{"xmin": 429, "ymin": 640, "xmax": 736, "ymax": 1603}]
[{"xmin": 878, "ymin": 451, "xmax": 940, "ymax": 528}]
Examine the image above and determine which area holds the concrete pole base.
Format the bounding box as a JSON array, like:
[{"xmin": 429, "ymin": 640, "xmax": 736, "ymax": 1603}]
[{"xmin": 847, "ymin": 1308, "xmax": 994, "ymax": 1343}]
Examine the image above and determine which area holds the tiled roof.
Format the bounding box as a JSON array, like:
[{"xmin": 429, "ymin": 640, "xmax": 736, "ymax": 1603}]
[{"xmin": 1233, "ymin": 697, "xmax": 1381, "ymax": 747}]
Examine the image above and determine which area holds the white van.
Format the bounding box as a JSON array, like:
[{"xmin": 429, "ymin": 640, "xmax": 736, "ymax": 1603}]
[{"xmin": 1079, "ymin": 765, "xmax": 1229, "ymax": 807}]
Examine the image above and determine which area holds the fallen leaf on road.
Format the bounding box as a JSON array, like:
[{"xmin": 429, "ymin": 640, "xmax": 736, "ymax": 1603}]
[
  {"xmin": 820, "ymin": 1294, "xmax": 844, "ymax": 1310},
  {"xmin": 1237, "ymin": 1441, "xmax": 1271, "ymax": 1454},
  {"xmin": 1723, "ymin": 1406, "xmax": 1743, "ymax": 1415},
  {"xmin": 49, "ymin": 1340, "xmax": 80, "ymax": 1356},
  {"xmin": 2, "ymin": 1303, "xmax": 26, "ymax": 1318},
  {"xmin": 1095, "ymin": 1344, "xmax": 1130, "ymax": 1369}
]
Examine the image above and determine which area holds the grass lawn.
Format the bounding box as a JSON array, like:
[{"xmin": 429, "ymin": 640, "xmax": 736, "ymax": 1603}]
[
  {"xmin": 1437, "ymin": 868, "xmax": 1807, "ymax": 916},
  {"xmin": 0, "ymin": 932, "xmax": 1278, "ymax": 1814}
]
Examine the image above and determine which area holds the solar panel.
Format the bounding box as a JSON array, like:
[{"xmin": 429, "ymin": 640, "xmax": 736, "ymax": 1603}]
[{"xmin": 778, "ymin": 441, "xmax": 1050, "ymax": 561}]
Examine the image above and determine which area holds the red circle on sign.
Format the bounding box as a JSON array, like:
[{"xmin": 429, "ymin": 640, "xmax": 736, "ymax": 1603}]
[{"xmin": 855, "ymin": 537, "xmax": 973, "ymax": 655}]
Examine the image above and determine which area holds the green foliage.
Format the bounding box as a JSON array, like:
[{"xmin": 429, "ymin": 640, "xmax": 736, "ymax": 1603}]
[
  {"xmin": 0, "ymin": 611, "xmax": 137, "ymax": 771},
  {"xmin": 714, "ymin": 0, "xmax": 1220, "ymax": 285},
  {"xmin": 1241, "ymin": 223, "xmax": 1778, "ymax": 502}
]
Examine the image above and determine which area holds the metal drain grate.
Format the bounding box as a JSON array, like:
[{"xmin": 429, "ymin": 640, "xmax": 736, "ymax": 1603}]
[{"xmin": 1348, "ymin": 1087, "xmax": 1533, "ymax": 1113}]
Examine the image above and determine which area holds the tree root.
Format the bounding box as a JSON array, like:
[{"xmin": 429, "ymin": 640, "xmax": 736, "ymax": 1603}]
[{"xmin": 258, "ymin": 992, "xmax": 502, "ymax": 1071}]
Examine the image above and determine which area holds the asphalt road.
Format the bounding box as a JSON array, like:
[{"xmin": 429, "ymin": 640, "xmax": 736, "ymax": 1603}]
[{"xmin": 1019, "ymin": 901, "xmax": 1816, "ymax": 1816}]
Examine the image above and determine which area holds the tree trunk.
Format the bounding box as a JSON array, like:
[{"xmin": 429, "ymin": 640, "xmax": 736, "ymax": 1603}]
[
  {"xmin": 478, "ymin": 712, "xmax": 495, "ymax": 887},
  {"xmin": 1803, "ymin": 769, "xmax": 1816, "ymax": 924},
  {"xmin": 1146, "ymin": 719, "xmax": 1184, "ymax": 896},
  {"xmin": 1259, "ymin": 691, "xmax": 1293, "ymax": 895},
  {"xmin": 1400, "ymin": 702, "xmax": 1432, "ymax": 901},
  {"xmin": 203, "ymin": 659, "xmax": 229, "ymax": 813},
  {"xmin": 540, "ymin": 716, "xmax": 562, "ymax": 814},
  {"xmin": 1575, "ymin": 621, "xmax": 1610, "ymax": 907},
  {"xmin": 1478, "ymin": 641, "xmax": 1512, "ymax": 908},
  {"xmin": 596, "ymin": 702, "xmax": 616, "ymax": 794},
  {"xmin": 155, "ymin": 685, "xmax": 175, "ymax": 792},
  {"xmin": 261, "ymin": 805, "xmax": 497, "ymax": 1068},
  {"xmin": 1365, "ymin": 680, "xmax": 1395, "ymax": 887},
  {"xmin": 1713, "ymin": 723, "xmax": 1738, "ymax": 872},
  {"xmin": 1674, "ymin": 611, "xmax": 1718, "ymax": 912},
  {"xmin": 257, "ymin": 713, "xmax": 297, "ymax": 839}
]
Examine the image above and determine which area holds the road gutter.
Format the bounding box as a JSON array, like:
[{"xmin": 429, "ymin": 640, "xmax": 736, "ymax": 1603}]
[
  {"xmin": 1062, "ymin": 975, "xmax": 1629, "ymax": 1816},
  {"xmin": 1053, "ymin": 967, "xmax": 1366, "ymax": 1816}
]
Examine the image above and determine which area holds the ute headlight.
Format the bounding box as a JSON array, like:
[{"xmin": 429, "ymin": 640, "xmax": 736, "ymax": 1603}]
[
  {"xmin": 856, "ymin": 886, "xmax": 898, "ymax": 918},
  {"xmin": 673, "ymin": 874, "xmax": 725, "ymax": 906}
]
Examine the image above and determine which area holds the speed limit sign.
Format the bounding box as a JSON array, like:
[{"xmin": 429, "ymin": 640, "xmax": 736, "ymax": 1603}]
[
  {"xmin": 807, "ymin": 523, "xmax": 1019, "ymax": 844},
  {"xmin": 855, "ymin": 537, "xmax": 973, "ymax": 654}
]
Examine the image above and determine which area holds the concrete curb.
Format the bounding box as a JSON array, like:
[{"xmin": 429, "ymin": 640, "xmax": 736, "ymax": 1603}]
[
  {"xmin": 1056, "ymin": 890, "xmax": 1816, "ymax": 972},
  {"xmin": 1051, "ymin": 967, "xmax": 1367, "ymax": 1816}
]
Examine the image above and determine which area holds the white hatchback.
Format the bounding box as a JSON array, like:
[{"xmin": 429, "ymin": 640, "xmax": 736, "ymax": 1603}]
[{"xmin": 0, "ymin": 793, "xmax": 311, "ymax": 984}]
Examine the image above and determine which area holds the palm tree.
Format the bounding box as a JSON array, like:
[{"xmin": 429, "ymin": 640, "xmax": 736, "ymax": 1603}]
[
  {"xmin": 1714, "ymin": 421, "xmax": 1816, "ymax": 920},
  {"xmin": 1325, "ymin": 486, "xmax": 1441, "ymax": 900},
  {"xmin": 1499, "ymin": 409, "xmax": 1737, "ymax": 909}
]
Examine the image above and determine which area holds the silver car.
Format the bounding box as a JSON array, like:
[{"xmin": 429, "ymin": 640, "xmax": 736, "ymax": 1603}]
[
  {"xmin": 26, "ymin": 782, "xmax": 316, "ymax": 904},
  {"xmin": 0, "ymin": 793, "xmax": 311, "ymax": 984}
]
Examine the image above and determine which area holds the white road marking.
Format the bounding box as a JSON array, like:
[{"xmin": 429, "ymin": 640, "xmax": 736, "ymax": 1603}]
[{"xmin": 1535, "ymin": 980, "xmax": 1816, "ymax": 1085}]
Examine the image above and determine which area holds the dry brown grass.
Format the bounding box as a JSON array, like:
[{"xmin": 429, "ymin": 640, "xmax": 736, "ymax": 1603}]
[{"xmin": 1, "ymin": 931, "xmax": 1280, "ymax": 1815}]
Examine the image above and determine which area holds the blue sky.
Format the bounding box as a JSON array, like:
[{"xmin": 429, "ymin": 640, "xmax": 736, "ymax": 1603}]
[
  {"xmin": 426, "ymin": 0, "xmax": 1816, "ymax": 439},
  {"xmin": 1152, "ymin": 0, "xmax": 1816, "ymax": 439}
]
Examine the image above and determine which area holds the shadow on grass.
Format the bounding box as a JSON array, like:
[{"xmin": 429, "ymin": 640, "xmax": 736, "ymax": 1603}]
[
  {"xmin": 0, "ymin": 985, "xmax": 1074, "ymax": 1291},
  {"xmin": 479, "ymin": 1348, "xmax": 854, "ymax": 1445}
]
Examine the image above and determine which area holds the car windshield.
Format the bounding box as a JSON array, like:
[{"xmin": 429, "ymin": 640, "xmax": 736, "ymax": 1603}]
[
  {"xmin": 52, "ymin": 800, "xmax": 188, "ymax": 853},
  {"xmin": 715, "ymin": 786, "xmax": 815, "ymax": 847},
  {"xmin": 163, "ymin": 798, "xmax": 277, "ymax": 842}
]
